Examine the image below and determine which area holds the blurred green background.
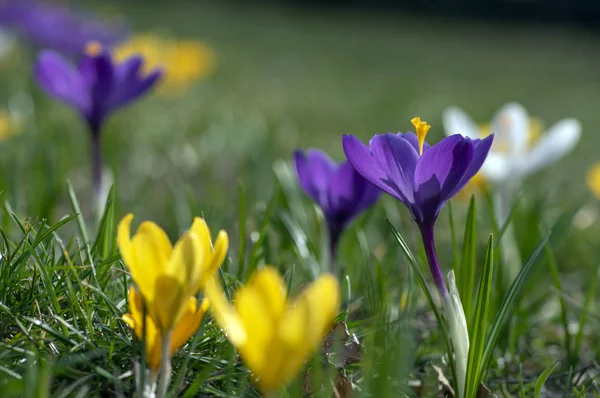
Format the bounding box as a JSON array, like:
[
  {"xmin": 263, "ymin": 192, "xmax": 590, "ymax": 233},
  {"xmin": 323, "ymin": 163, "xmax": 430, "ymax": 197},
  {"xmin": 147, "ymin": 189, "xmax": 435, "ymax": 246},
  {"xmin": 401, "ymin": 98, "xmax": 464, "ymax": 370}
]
[{"xmin": 1, "ymin": 0, "xmax": 598, "ymax": 232}]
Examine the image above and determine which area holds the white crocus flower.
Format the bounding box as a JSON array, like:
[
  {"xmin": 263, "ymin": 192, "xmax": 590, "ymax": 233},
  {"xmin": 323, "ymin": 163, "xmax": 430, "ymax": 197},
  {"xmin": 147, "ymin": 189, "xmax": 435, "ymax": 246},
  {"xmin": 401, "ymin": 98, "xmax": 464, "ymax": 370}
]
[
  {"xmin": 443, "ymin": 103, "xmax": 581, "ymax": 185},
  {"xmin": 443, "ymin": 103, "xmax": 581, "ymax": 282}
]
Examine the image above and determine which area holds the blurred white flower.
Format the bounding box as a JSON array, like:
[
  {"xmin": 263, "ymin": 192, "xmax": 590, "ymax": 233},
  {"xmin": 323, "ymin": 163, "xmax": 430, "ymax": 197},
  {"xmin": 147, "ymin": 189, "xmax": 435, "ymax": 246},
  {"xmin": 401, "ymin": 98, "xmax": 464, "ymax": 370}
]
[{"xmin": 443, "ymin": 103, "xmax": 581, "ymax": 184}]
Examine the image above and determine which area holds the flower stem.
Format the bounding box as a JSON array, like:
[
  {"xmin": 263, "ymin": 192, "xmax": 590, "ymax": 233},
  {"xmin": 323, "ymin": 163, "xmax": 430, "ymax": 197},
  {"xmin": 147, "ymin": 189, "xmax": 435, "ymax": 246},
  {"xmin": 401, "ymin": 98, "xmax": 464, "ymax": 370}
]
[
  {"xmin": 419, "ymin": 224, "xmax": 449, "ymax": 301},
  {"xmin": 156, "ymin": 330, "xmax": 173, "ymax": 398},
  {"xmin": 90, "ymin": 129, "xmax": 102, "ymax": 200}
]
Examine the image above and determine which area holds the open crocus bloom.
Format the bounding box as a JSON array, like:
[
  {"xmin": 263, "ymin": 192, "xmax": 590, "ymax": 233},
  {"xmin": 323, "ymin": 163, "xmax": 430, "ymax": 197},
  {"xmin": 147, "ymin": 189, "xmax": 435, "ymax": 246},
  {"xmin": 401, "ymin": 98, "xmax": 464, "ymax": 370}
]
[
  {"xmin": 205, "ymin": 267, "xmax": 339, "ymax": 393},
  {"xmin": 122, "ymin": 288, "xmax": 209, "ymax": 372},
  {"xmin": 294, "ymin": 149, "xmax": 381, "ymax": 256},
  {"xmin": 443, "ymin": 103, "xmax": 581, "ymax": 184},
  {"xmin": 35, "ymin": 42, "xmax": 162, "ymax": 133},
  {"xmin": 118, "ymin": 214, "xmax": 228, "ymax": 331},
  {"xmin": 342, "ymin": 118, "xmax": 493, "ymax": 229}
]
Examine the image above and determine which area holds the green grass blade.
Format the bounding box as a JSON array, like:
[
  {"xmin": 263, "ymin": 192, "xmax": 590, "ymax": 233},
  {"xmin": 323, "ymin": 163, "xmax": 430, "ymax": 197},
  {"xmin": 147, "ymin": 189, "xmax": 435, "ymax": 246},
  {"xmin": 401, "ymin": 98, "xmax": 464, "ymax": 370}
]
[
  {"xmin": 573, "ymin": 262, "xmax": 599, "ymax": 363},
  {"xmin": 544, "ymin": 244, "xmax": 572, "ymax": 365},
  {"xmin": 459, "ymin": 195, "xmax": 477, "ymax": 328},
  {"xmin": 387, "ymin": 220, "xmax": 458, "ymax": 393},
  {"xmin": 465, "ymin": 234, "xmax": 494, "ymax": 398},
  {"xmin": 534, "ymin": 362, "xmax": 560, "ymax": 398},
  {"xmin": 66, "ymin": 180, "xmax": 90, "ymax": 247},
  {"xmin": 480, "ymin": 234, "xmax": 549, "ymax": 376},
  {"xmin": 448, "ymin": 200, "xmax": 460, "ymax": 273},
  {"xmin": 246, "ymin": 185, "xmax": 279, "ymax": 280}
]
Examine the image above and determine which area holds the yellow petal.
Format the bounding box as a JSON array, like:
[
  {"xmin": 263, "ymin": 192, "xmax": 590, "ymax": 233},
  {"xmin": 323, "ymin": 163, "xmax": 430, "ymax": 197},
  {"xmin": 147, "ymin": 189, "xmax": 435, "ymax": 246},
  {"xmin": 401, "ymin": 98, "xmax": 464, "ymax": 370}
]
[
  {"xmin": 295, "ymin": 273, "xmax": 340, "ymax": 348},
  {"xmin": 166, "ymin": 231, "xmax": 203, "ymax": 294},
  {"xmin": 170, "ymin": 297, "xmax": 209, "ymax": 356},
  {"xmin": 122, "ymin": 288, "xmax": 162, "ymax": 371},
  {"xmin": 130, "ymin": 221, "xmax": 173, "ymax": 303},
  {"xmin": 202, "ymin": 230, "xmax": 229, "ymax": 286},
  {"xmin": 204, "ymin": 277, "xmax": 246, "ymax": 347},
  {"xmin": 117, "ymin": 214, "xmax": 135, "ymax": 271},
  {"xmin": 239, "ymin": 267, "xmax": 287, "ymax": 319},
  {"xmin": 190, "ymin": 218, "xmax": 229, "ymax": 290},
  {"xmin": 151, "ymin": 274, "xmax": 186, "ymax": 331}
]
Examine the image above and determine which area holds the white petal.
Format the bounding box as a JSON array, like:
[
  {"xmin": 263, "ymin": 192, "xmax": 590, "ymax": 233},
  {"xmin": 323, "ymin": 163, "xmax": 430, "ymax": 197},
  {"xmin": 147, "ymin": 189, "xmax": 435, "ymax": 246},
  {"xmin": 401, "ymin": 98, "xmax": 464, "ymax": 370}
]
[
  {"xmin": 480, "ymin": 152, "xmax": 513, "ymax": 183},
  {"xmin": 520, "ymin": 118, "xmax": 581, "ymax": 176},
  {"xmin": 442, "ymin": 106, "xmax": 481, "ymax": 138},
  {"xmin": 492, "ymin": 103, "xmax": 529, "ymax": 156}
]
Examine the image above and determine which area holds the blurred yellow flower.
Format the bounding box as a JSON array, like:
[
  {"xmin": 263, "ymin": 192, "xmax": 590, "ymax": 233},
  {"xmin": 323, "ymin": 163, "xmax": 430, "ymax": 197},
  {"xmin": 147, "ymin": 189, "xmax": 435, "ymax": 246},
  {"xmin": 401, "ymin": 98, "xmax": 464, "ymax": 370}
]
[
  {"xmin": 117, "ymin": 214, "xmax": 228, "ymax": 331},
  {"xmin": 586, "ymin": 162, "xmax": 600, "ymax": 199},
  {"xmin": 113, "ymin": 33, "xmax": 216, "ymax": 96},
  {"xmin": 122, "ymin": 287, "xmax": 209, "ymax": 371},
  {"xmin": 0, "ymin": 108, "xmax": 21, "ymax": 141},
  {"xmin": 205, "ymin": 267, "xmax": 340, "ymax": 392}
]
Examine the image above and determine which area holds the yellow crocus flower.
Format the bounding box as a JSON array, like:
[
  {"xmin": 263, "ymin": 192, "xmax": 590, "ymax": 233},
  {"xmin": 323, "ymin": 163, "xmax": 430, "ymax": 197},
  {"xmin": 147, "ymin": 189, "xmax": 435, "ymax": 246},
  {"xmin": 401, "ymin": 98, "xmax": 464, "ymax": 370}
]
[
  {"xmin": 117, "ymin": 214, "xmax": 228, "ymax": 332},
  {"xmin": 122, "ymin": 287, "xmax": 209, "ymax": 371},
  {"xmin": 112, "ymin": 33, "xmax": 216, "ymax": 96},
  {"xmin": 205, "ymin": 267, "xmax": 340, "ymax": 393}
]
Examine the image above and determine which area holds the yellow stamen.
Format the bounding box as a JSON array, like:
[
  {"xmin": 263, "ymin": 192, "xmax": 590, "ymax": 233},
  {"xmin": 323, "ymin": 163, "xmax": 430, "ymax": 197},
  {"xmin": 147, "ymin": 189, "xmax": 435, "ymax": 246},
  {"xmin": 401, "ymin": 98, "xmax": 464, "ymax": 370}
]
[
  {"xmin": 84, "ymin": 41, "xmax": 103, "ymax": 57},
  {"xmin": 411, "ymin": 117, "xmax": 431, "ymax": 156}
]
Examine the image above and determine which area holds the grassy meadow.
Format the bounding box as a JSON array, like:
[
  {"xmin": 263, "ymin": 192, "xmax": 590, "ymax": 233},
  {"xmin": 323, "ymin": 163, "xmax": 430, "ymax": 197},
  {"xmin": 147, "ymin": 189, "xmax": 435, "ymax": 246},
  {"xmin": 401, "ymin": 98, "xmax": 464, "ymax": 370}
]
[{"xmin": 0, "ymin": 1, "xmax": 599, "ymax": 396}]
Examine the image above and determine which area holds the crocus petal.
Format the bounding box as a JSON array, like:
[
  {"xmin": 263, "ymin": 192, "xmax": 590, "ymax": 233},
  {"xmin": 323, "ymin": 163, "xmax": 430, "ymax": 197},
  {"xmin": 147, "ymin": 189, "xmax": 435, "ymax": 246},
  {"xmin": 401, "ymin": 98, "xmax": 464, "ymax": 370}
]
[
  {"xmin": 204, "ymin": 277, "xmax": 247, "ymax": 346},
  {"xmin": 294, "ymin": 150, "xmax": 318, "ymax": 203},
  {"xmin": 166, "ymin": 230, "xmax": 203, "ymax": 294},
  {"xmin": 170, "ymin": 297, "xmax": 209, "ymax": 356},
  {"xmin": 329, "ymin": 161, "xmax": 361, "ymax": 216},
  {"xmin": 190, "ymin": 218, "xmax": 229, "ymax": 289},
  {"xmin": 112, "ymin": 62, "xmax": 163, "ymax": 109},
  {"xmin": 369, "ymin": 133, "xmax": 419, "ymax": 202},
  {"xmin": 442, "ymin": 106, "xmax": 481, "ymax": 139},
  {"xmin": 343, "ymin": 134, "xmax": 401, "ymax": 200},
  {"xmin": 35, "ymin": 50, "xmax": 90, "ymax": 111},
  {"xmin": 129, "ymin": 221, "xmax": 173, "ymax": 305},
  {"xmin": 413, "ymin": 135, "xmax": 473, "ymax": 221},
  {"xmin": 448, "ymin": 135, "xmax": 494, "ymax": 199},
  {"xmin": 519, "ymin": 118, "xmax": 581, "ymax": 176},
  {"xmin": 492, "ymin": 103, "xmax": 529, "ymax": 156},
  {"xmin": 306, "ymin": 149, "xmax": 337, "ymax": 210},
  {"xmin": 296, "ymin": 273, "xmax": 340, "ymax": 345}
]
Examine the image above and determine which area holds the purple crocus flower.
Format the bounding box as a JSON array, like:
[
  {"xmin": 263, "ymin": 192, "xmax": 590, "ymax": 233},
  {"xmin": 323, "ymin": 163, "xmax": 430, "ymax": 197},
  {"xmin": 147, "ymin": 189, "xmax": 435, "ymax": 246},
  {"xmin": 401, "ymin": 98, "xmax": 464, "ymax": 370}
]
[
  {"xmin": 0, "ymin": 0, "xmax": 126, "ymax": 55},
  {"xmin": 342, "ymin": 118, "xmax": 493, "ymax": 299},
  {"xmin": 34, "ymin": 43, "xmax": 162, "ymax": 203},
  {"xmin": 294, "ymin": 149, "xmax": 381, "ymax": 262}
]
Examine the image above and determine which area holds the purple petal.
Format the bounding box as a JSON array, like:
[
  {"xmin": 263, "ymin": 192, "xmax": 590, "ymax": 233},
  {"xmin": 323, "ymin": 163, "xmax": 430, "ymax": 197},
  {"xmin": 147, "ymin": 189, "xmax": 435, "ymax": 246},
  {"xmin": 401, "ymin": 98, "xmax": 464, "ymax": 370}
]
[
  {"xmin": 413, "ymin": 135, "xmax": 473, "ymax": 222},
  {"xmin": 294, "ymin": 149, "xmax": 336, "ymax": 211},
  {"xmin": 78, "ymin": 52, "xmax": 115, "ymax": 124},
  {"xmin": 447, "ymin": 134, "xmax": 494, "ymax": 199},
  {"xmin": 370, "ymin": 133, "xmax": 419, "ymax": 202},
  {"xmin": 343, "ymin": 134, "xmax": 403, "ymax": 201},
  {"xmin": 294, "ymin": 149, "xmax": 319, "ymax": 204},
  {"xmin": 109, "ymin": 56, "xmax": 162, "ymax": 109},
  {"xmin": 35, "ymin": 50, "xmax": 90, "ymax": 112}
]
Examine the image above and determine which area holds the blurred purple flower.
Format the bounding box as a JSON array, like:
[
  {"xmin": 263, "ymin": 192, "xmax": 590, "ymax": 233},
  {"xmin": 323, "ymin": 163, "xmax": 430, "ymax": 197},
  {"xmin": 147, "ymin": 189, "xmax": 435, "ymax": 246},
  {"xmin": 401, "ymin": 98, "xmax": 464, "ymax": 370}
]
[
  {"xmin": 294, "ymin": 149, "xmax": 381, "ymax": 260},
  {"xmin": 35, "ymin": 44, "xmax": 162, "ymax": 133},
  {"xmin": 0, "ymin": 0, "xmax": 126, "ymax": 55},
  {"xmin": 342, "ymin": 118, "xmax": 493, "ymax": 299},
  {"xmin": 34, "ymin": 44, "xmax": 162, "ymax": 203}
]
